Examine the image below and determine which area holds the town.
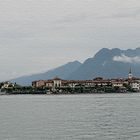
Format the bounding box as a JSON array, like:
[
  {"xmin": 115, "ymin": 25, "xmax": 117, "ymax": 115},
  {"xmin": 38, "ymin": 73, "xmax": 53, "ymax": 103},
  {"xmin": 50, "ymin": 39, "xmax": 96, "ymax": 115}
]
[{"xmin": 0, "ymin": 69, "xmax": 140, "ymax": 94}]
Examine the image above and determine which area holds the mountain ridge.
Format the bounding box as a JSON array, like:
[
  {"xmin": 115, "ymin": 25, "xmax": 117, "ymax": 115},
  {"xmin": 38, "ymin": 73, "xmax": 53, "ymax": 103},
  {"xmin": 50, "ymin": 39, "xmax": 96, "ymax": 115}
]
[
  {"xmin": 11, "ymin": 48, "xmax": 140, "ymax": 85},
  {"xmin": 11, "ymin": 61, "xmax": 82, "ymax": 85},
  {"xmin": 68, "ymin": 47, "xmax": 140, "ymax": 80}
]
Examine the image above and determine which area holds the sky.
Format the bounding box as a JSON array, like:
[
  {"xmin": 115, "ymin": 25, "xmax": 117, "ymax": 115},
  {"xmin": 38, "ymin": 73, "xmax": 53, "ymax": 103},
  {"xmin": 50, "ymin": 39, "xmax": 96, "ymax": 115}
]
[{"xmin": 0, "ymin": 0, "xmax": 140, "ymax": 81}]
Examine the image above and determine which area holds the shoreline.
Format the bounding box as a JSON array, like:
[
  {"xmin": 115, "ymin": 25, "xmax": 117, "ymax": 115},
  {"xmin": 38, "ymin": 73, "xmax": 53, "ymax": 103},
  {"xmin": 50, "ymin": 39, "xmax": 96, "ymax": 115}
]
[{"xmin": 0, "ymin": 92, "xmax": 137, "ymax": 96}]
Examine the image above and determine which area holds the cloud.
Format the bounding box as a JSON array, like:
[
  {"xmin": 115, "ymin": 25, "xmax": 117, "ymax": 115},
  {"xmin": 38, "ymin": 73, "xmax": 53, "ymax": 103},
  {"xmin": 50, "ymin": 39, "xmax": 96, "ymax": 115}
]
[
  {"xmin": 56, "ymin": 13, "xmax": 87, "ymax": 24},
  {"xmin": 113, "ymin": 54, "xmax": 140, "ymax": 63},
  {"xmin": 113, "ymin": 8, "xmax": 140, "ymax": 18},
  {"xmin": 0, "ymin": 0, "xmax": 140, "ymax": 81},
  {"xmin": 99, "ymin": 7, "xmax": 140, "ymax": 19}
]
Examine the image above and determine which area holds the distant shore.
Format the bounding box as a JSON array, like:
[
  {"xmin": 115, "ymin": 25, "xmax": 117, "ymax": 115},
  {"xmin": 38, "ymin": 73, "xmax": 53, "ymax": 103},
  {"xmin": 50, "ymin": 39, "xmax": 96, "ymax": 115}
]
[{"xmin": 0, "ymin": 91, "xmax": 137, "ymax": 96}]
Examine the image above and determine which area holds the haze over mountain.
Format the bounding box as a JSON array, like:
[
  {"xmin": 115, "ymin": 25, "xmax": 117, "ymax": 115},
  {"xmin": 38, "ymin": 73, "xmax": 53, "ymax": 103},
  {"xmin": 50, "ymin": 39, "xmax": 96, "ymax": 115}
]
[
  {"xmin": 12, "ymin": 48, "xmax": 140, "ymax": 85},
  {"xmin": 11, "ymin": 61, "xmax": 81, "ymax": 85}
]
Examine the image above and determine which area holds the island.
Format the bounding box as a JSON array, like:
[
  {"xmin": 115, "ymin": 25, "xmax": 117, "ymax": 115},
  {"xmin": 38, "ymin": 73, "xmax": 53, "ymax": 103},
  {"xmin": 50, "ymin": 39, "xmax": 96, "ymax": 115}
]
[{"xmin": 0, "ymin": 70, "xmax": 140, "ymax": 95}]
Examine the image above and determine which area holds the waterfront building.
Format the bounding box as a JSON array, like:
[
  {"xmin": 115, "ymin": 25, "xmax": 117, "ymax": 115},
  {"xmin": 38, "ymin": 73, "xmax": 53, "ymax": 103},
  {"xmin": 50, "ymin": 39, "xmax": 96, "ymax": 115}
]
[
  {"xmin": 32, "ymin": 77, "xmax": 123, "ymax": 89},
  {"xmin": 1, "ymin": 81, "xmax": 15, "ymax": 89},
  {"xmin": 127, "ymin": 68, "xmax": 140, "ymax": 91},
  {"xmin": 111, "ymin": 79, "xmax": 127, "ymax": 88},
  {"xmin": 31, "ymin": 70, "xmax": 140, "ymax": 92},
  {"xmin": 128, "ymin": 78, "xmax": 140, "ymax": 91},
  {"xmin": 32, "ymin": 80, "xmax": 46, "ymax": 88},
  {"xmin": 32, "ymin": 77, "xmax": 62, "ymax": 90},
  {"xmin": 130, "ymin": 81, "xmax": 140, "ymax": 91},
  {"xmin": 45, "ymin": 80, "xmax": 53, "ymax": 88},
  {"xmin": 53, "ymin": 77, "xmax": 62, "ymax": 88}
]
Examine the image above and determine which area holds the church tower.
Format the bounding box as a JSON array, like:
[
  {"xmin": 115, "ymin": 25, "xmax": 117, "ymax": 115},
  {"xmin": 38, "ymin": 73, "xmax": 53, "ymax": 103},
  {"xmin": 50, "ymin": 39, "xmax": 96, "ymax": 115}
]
[{"xmin": 128, "ymin": 67, "xmax": 133, "ymax": 79}]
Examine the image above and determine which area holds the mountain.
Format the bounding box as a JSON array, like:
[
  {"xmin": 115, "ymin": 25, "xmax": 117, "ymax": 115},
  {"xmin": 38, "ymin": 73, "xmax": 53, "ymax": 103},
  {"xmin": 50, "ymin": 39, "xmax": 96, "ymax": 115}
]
[
  {"xmin": 68, "ymin": 48, "xmax": 140, "ymax": 80},
  {"xmin": 11, "ymin": 61, "xmax": 81, "ymax": 85},
  {"xmin": 11, "ymin": 48, "xmax": 140, "ymax": 85}
]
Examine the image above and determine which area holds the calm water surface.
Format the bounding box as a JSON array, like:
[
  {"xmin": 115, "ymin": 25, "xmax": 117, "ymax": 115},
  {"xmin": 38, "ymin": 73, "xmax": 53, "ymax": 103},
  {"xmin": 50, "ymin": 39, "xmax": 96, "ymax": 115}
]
[{"xmin": 0, "ymin": 93, "xmax": 140, "ymax": 140}]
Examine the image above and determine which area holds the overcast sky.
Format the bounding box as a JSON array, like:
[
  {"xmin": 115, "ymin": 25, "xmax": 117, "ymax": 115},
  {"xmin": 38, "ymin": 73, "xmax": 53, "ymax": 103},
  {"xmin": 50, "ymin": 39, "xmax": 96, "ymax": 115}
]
[{"xmin": 0, "ymin": 0, "xmax": 140, "ymax": 81}]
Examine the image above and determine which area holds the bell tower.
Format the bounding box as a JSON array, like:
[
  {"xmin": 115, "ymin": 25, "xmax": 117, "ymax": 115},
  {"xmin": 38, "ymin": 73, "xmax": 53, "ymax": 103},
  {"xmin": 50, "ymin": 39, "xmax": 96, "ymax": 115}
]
[{"xmin": 128, "ymin": 67, "xmax": 133, "ymax": 79}]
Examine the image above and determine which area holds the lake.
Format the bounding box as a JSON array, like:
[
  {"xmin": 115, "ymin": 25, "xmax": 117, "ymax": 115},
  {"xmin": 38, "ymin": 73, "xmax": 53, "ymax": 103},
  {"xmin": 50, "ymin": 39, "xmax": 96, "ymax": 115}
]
[{"xmin": 0, "ymin": 93, "xmax": 140, "ymax": 140}]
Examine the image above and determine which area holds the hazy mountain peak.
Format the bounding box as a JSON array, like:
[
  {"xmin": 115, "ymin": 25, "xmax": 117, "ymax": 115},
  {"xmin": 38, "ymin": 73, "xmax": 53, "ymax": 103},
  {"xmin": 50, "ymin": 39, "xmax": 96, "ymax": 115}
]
[
  {"xmin": 136, "ymin": 47, "xmax": 140, "ymax": 50},
  {"xmin": 68, "ymin": 47, "xmax": 140, "ymax": 80},
  {"xmin": 67, "ymin": 61, "xmax": 81, "ymax": 65},
  {"xmin": 11, "ymin": 60, "xmax": 82, "ymax": 85}
]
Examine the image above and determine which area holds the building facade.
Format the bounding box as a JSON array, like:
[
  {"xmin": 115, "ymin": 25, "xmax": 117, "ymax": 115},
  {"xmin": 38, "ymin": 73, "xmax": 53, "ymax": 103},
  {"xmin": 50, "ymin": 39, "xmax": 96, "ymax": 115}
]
[{"xmin": 32, "ymin": 70, "xmax": 140, "ymax": 92}]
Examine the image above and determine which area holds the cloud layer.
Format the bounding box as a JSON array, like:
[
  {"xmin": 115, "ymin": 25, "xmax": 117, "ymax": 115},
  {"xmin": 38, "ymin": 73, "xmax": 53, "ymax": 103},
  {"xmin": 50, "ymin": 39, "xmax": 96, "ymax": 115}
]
[
  {"xmin": 113, "ymin": 54, "xmax": 140, "ymax": 63},
  {"xmin": 0, "ymin": 0, "xmax": 140, "ymax": 81}
]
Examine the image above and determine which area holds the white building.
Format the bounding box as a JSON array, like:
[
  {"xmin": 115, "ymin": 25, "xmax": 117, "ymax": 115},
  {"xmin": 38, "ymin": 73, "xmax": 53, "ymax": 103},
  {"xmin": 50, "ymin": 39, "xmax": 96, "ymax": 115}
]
[
  {"xmin": 129, "ymin": 79, "xmax": 140, "ymax": 91},
  {"xmin": 1, "ymin": 81, "xmax": 15, "ymax": 89},
  {"xmin": 127, "ymin": 68, "xmax": 140, "ymax": 91}
]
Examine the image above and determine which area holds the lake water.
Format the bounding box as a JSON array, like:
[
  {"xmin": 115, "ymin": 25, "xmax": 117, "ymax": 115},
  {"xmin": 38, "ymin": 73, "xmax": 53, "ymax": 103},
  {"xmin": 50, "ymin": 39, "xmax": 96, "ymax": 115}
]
[{"xmin": 0, "ymin": 93, "xmax": 140, "ymax": 140}]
